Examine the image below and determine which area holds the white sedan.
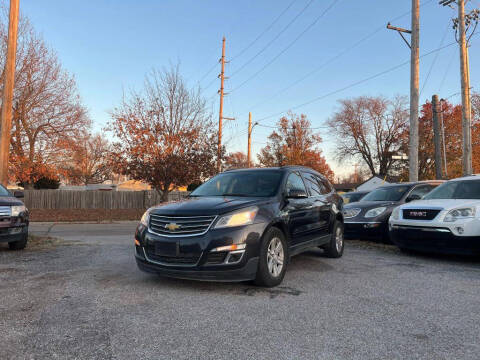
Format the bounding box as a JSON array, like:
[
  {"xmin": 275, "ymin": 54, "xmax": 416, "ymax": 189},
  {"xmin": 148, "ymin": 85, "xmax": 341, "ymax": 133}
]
[{"xmin": 389, "ymin": 175, "xmax": 480, "ymax": 255}]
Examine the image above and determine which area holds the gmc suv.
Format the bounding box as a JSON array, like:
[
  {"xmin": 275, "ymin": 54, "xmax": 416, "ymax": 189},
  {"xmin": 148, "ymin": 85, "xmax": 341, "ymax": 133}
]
[{"xmin": 135, "ymin": 166, "xmax": 344, "ymax": 287}]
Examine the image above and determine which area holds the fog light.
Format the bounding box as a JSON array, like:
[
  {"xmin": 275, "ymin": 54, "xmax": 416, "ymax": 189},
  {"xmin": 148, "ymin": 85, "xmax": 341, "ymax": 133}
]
[
  {"xmin": 456, "ymin": 227, "xmax": 464, "ymax": 235},
  {"xmin": 9, "ymin": 227, "xmax": 22, "ymax": 234},
  {"xmin": 225, "ymin": 250, "xmax": 245, "ymax": 264}
]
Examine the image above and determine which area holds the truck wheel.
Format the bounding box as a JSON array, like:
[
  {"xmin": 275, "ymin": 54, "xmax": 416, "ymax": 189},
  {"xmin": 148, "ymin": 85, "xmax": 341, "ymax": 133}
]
[
  {"xmin": 9, "ymin": 233, "xmax": 28, "ymax": 251},
  {"xmin": 323, "ymin": 221, "xmax": 344, "ymax": 258},
  {"xmin": 255, "ymin": 227, "xmax": 288, "ymax": 287}
]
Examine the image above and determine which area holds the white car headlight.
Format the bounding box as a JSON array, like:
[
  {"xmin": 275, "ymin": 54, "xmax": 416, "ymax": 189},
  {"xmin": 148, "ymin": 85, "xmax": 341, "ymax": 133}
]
[
  {"xmin": 444, "ymin": 207, "xmax": 475, "ymax": 222},
  {"xmin": 343, "ymin": 208, "xmax": 361, "ymax": 218},
  {"xmin": 11, "ymin": 205, "xmax": 26, "ymax": 217},
  {"xmin": 391, "ymin": 207, "xmax": 401, "ymax": 221},
  {"xmin": 365, "ymin": 207, "xmax": 387, "ymax": 218},
  {"xmin": 214, "ymin": 207, "xmax": 258, "ymax": 229},
  {"xmin": 140, "ymin": 209, "xmax": 151, "ymax": 226}
]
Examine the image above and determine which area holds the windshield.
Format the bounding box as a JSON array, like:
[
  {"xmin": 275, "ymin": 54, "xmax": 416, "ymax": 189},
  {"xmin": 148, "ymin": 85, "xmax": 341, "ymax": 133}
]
[
  {"xmin": 0, "ymin": 185, "xmax": 11, "ymax": 197},
  {"xmin": 361, "ymin": 186, "xmax": 410, "ymax": 202},
  {"xmin": 190, "ymin": 170, "xmax": 282, "ymax": 197},
  {"xmin": 342, "ymin": 192, "xmax": 365, "ymax": 204},
  {"xmin": 424, "ymin": 180, "xmax": 480, "ymax": 200}
]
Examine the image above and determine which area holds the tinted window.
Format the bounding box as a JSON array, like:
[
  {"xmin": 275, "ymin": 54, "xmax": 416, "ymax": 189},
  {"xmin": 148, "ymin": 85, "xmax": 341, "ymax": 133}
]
[
  {"xmin": 343, "ymin": 192, "xmax": 366, "ymax": 204},
  {"xmin": 190, "ymin": 170, "xmax": 282, "ymax": 197},
  {"xmin": 319, "ymin": 178, "xmax": 332, "ymax": 194},
  {"xmin": 302, "ymin": 172, "xmax": 323, "ymax": 196},
  {"xmin": 424, "ymin": 180, "xmax": 480, "ymax": 200},
  {"xmin": 0, "ymin": 185, "xmax": 10, "ymax": 197},
  {"xmin": 285, "ymin": 172, "xmax": 307, "ymax": 194},
  {"xmin": 361, "ymin": 186, "xmax": 410, "ymax": 202}
]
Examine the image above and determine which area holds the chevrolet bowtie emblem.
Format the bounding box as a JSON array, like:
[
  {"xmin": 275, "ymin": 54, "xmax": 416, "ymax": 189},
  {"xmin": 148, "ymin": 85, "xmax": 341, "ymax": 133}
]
[{"xmin": 165, "ymin": 223, "xmax": 181, "ymax": 231}]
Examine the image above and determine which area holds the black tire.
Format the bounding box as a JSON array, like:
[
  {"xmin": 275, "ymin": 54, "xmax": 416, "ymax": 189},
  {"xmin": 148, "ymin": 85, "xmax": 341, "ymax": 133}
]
[
  {"xmin": 254, "ymin": 227, "xmax": 288, "ymax": 287},
  {"xmin": 8, "ymin": 233, "xmax": 28, "ymax": 251},
  {"xmin": 323, "ymin": 221, "xmax": 344, "ymax": 258}
]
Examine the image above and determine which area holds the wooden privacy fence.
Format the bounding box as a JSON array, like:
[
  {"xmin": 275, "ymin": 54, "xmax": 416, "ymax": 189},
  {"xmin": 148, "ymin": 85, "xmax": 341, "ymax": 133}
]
[{"xmin": 23, "ymin": 190, "xmax": 189, "ymax": 210}]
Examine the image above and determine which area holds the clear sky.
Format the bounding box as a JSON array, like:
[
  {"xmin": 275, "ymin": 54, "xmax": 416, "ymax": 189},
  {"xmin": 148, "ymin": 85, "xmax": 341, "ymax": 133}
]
[{"xmin": 20, "ymin": 0, "xmax": 479, "ymax": 177}]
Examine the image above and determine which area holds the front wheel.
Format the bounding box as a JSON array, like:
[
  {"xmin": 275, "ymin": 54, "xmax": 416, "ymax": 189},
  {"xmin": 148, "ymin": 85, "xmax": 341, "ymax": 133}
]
[
  {"xmin": 255, "ymin": 227, "xmax": 288, "ymax": 287},
  {"xmin": 323, "ymin": 221, "xmax": 344, "ymax": 258}
]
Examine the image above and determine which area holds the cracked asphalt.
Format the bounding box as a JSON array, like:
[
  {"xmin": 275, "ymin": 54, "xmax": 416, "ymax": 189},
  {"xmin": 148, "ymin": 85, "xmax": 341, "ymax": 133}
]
[{"xmin": 1, "ymin": 222, "xmax": 479, "ymax": 359}]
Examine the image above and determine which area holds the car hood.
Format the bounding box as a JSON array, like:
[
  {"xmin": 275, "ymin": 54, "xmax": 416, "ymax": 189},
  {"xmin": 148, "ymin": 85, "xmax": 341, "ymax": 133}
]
[
  {"xmin": 0, "ymin": 196, "xmax": 23, "ymax": 207},
  {"xmin": 149, "ymin": 196, "xmax": 269, "ymax": 216},
  {"xmin": 344, "ymin": 200, "xmax": 398, "ymax": 210},
  {"xmin": 399, "ymin": 199, "xmax": 480, "ymax": 211}
]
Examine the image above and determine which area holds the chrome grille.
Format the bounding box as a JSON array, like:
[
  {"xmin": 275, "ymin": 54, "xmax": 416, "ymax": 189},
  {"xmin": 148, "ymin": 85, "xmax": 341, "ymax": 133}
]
[
  {"xmin": 0, "ymin": 206, "xmax": 11, "ymax": 217},
  {"xmin": 149, "ymin": 214, "xmax": 216, "ymax": 236}
]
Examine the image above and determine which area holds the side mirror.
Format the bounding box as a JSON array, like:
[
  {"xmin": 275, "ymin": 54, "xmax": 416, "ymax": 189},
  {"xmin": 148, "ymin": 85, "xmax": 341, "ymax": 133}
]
[
  {"xmin": 13, "ymin": 191, "xmax": 24, "ymax": 199},
  {"xmin": 406, "ymin": 194, "xmax": 421, "ymax": 202},
  {"xmin": 287, "ymin": 189, "xmax": 308, "ymax": 199}
]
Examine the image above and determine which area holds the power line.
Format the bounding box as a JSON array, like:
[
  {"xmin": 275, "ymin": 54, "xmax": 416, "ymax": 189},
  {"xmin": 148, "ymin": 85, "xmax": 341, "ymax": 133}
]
[
  {"xmin": 230, "ymin": 0, "xmax": 316, "ymax": 77},
  {"xmin": 231, "ymin": 0, "xmax": 341, "ymax": 93},
  {"xmin": 230, "ymin": 0, "xmax": 299, "ymax": 61},
  {"xmin": 439, "ymin": 46, "xmax": 457, "ymax": 92},
  {"xmin": 420, "ymin": 22, "xmax": 450, "ymax": 97},
  {"xmin": 254, "ymin": 34, "xmax": 477, "ymax": 124},
  {"xmin": 245, "ymin": 0, "xmax": 437, "ymax": 111}
]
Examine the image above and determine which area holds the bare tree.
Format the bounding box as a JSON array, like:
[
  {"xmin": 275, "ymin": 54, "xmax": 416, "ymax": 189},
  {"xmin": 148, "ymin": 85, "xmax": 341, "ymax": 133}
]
[
  {"xmin": 328, "ymin": 96, "xmax": 408, "ymax": 177},
  {"xmin": 59, "ymin": 133, "xmax": 112, "ymax": 185},
  {"xmin": 108, "ymin": 66, "xmax": 217, "ymax": 201},
  {"xmin": 0, "ymin": 11, "xmax": 90, "ymax": 187}
]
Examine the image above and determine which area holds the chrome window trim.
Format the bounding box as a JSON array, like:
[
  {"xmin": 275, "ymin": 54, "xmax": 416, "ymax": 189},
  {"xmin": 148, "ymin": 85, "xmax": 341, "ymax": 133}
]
[{"xmin": 147, "ymin": 215, "xmax": 218, "ymax": 238}]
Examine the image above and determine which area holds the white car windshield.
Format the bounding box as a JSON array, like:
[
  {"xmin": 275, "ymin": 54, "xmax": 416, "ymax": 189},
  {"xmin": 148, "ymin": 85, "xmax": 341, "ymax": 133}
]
[{"xmin": 423, "ymin": 180, "xmax": 480, "ymax": 200}]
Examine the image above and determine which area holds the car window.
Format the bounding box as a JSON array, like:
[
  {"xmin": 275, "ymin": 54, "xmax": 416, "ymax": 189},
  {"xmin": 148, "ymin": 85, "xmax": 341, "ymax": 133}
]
[
  {"xmin": 319, "ymin": 178, "xmax": 332, "ymax": 194},
  {"xmin": 0, "ymin": 184, "xmax": 11, "ymax": 197},
  {"xmin": 301, "ymin": 172, "xmax": 323, "ymax": 196},
  {"xmin": 285, "ymin": 172, "xmax": 307, "ymax": 194},
  {"xmin": 408, "ymin": 185, "xmax": 434, "ymax": 199},
  {"xmin": 343, "ymin": 192, "xmax": 364, "ymax": 204},
  {"xmin": 361, "ymin": 185, "xmax": 410, "ymax": 202},
  {"xmin": 424, "ymin": 180, "xmax": 480, "ymax": 200}
]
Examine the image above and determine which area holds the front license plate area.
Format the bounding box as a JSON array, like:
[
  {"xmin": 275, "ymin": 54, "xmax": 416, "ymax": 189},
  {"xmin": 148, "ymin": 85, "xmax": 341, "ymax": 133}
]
[{"xmin": 155, "ymin": 242, "xmax": 177, "ymax": 256}]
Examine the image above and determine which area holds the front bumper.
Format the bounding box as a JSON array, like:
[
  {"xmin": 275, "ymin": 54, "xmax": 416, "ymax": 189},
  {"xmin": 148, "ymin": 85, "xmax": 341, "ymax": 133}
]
[
  {"xmin": 344, "ymin": 221, "xmax": 386, "ymax": 239},
  {"xmin": 134, "ymin": 222, "xmax": 266, "ymax": 282},
  {"xmin": 0, "ymin": 216, "xmax": 28, "ymax": 244},
  {"xmin": 389, "ymin": 224, "xmax": 480, "ymax": 255}
]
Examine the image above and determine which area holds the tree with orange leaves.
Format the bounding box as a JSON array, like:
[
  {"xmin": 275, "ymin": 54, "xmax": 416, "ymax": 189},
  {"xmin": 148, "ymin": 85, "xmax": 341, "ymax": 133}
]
[
  {"xmin": 108, "ymin": 66, "xmax": 217, "ymax": 201},
  {"xmin": 224, "ymin": 151, "xmax": 248, "ymax": 170},
  {"xmin": 258, "ymin": 112, "xmax": 334, "ymax": 181}
]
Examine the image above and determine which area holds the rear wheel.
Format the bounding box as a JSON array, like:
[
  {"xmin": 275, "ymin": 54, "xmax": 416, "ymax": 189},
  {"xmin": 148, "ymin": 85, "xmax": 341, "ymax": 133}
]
[
  {"xmin": 255, "ymin": 227, "xmax": 288, "ymax": 287},
  {"xmin": 323, "ymin": 221, "xmax": 344, "ymax": 258},
  {"xmin": 8, "ymin": 232, "xmax": 28, "ymax": 251}
]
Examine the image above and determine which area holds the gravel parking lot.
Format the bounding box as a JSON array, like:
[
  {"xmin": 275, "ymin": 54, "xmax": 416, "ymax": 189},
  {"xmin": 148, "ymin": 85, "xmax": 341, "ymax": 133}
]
[{"xmin": 1, "ymin": 222, "xmax": 479, "ymax": 360}]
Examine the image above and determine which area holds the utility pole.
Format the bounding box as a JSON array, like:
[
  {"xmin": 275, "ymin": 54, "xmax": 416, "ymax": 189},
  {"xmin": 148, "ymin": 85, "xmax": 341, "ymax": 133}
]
[
  {"xmin": 457, "ymin": 0, "xmax": 472, "ymax": 175},
  {"xmin": 432, "ymin": 95, "xmax": 443, "ymax": 179},
  {"xmin": 440, "ymin": 0, "xmax": 479, "ymax": 175},
  {"xmin": 439, "ymin": 98, "xmax": 448, "ymax": 178},
  {"xmin": 247, "ymin": 112, "xmax": 258, "ymax": 168},
  {"xmin": 0, "ymin": 0, "xmax": 20, "ymax": 186},
  {"xmin": 387, "ymin": 0, "xmax": 420, "ymax": 182},
  {"xmin": 216, "ymin": 37, "xmax": 234, "ymax": 173},
  {"xmin": 217, "ymin": 37, "xmax": 226, "ymax": 173}
]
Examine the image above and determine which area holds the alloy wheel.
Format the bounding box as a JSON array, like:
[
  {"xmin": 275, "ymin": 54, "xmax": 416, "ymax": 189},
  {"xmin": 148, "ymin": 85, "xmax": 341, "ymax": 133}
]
[{"xmin": 267, "ymin": 237, "xmax": 284, "ymax": 278}]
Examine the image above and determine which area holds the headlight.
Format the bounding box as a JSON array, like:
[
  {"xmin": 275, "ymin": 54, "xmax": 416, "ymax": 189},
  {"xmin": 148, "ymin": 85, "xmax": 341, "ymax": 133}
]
[
  {"xmin": 444, "ymin": 207, "xmax": 475, "ymax": 222},
  {"xmin": 11, "ymin": 205, "xmax": 26, "ymax": 217},
  {"xmin": 365, "ymin": 207, "xmax": 386, "ymax": 218},
  {"xmin": 140, "ymin": 209, "xmax": 151, "ymax": 226},
  {"xmin": 343, "ymin": 208, "xmax": 361, "ymax": 218},
  {"xmin": 214, "ymin": 207, "xmax": 258, "ymax": 229},
  {"xmin": 391, "ymin": 207, "xmax": 401, "ymax": 221}
]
